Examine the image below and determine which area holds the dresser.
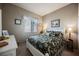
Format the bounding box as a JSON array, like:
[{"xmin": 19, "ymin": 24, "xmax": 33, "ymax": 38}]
[{"xmin": 0, "ymin": 35, "xmax": 18, "ymax": 56}]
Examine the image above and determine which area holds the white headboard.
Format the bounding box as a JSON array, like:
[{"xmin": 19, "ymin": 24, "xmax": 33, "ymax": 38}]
[{"xmin": 47, "ymin": 27, "xmax": 64, "ymax": 33}]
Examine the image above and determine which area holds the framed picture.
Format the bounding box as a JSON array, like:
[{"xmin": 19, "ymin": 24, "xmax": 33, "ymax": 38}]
[
  {"xmin": 15, "ymin": 19, "xmax": 21, "ymax": 25},
  {"xmin": 2, "ymin": 30, "xmax": 9, "ymax": 37},
  {"xmin": 51, "ymin": 19, "xmax": 60, "ymax": 27}
]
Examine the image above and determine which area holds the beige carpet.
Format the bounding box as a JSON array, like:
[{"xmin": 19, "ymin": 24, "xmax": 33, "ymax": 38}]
[
  {"xmin": 62, "ymin": 49, "xmax": 79, "ymax": 56},
  {"xmin": 16, "ymin": 41, "xmax": 32, "ymax": 56}
]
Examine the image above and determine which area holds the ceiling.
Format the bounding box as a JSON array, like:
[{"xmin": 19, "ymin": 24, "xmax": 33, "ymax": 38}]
[{"xmin": 13, "ymin": 3, "xmax": 70, "ymax": 16}]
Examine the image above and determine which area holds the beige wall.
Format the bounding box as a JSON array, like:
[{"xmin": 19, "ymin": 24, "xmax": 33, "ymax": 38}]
[
  {"xmin": 2, "ymin": 4, "xmax": 42, "ymax": 42},
  {"xmin": 0, "ymin": 4, "xmax": 2, "ymax": 9},
  {"xmin": 0, "ymin": 4, "xmax": 2, "ymax": 36},
  {"xmin": 43, "ymin": 4, "xmax": 78, "ymax": 49},
  {"xmin": 78, "ymin": 4, "xmax": 79, "ymax": 49}
]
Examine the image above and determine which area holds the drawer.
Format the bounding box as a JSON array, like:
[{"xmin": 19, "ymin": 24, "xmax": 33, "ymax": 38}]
[{"xmin": 0, "ymin": 49, "xmax": 16, "ymax": 56}]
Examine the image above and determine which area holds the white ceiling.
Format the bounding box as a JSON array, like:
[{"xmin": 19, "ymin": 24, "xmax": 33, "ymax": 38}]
[{"xmin": 13, "ymin": 3, "xmax": 70, "ymax": 16}]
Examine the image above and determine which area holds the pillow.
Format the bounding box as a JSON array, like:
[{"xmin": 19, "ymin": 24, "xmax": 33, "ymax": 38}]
[{"xmin": 49, "ymin": 31, "xmax": 63, "ymax": 37}]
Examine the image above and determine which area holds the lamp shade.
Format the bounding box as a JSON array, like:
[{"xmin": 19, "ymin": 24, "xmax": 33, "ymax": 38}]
[
  {"xmin": 68, "ymin": 27, "xmax": 72, "ymax": 33},
  {"xmin": 43, "ymin": 23, "xmax": 48, "ymax": 31},
  {"xmin": 65, "ymin": 25, "xmax": 76, "ymax": 33}
]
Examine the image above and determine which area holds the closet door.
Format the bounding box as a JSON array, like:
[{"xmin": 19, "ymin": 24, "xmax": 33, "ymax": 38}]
[{"xmin": 0, "ymin": 9, "xmax": 2, "ymax": 36}]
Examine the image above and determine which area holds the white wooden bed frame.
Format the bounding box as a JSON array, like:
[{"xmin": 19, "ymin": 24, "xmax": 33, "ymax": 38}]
[{"xmin": 26, "ymin": 39, "xmax": 44, "ymax": 56}]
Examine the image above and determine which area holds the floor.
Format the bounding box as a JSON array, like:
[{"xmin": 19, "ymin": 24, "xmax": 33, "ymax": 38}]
[
  {"xmin": 62, "ymin": 49, "xmax": 79, "ymax": 56},
  {"xmin": 16, "ymin": 41, "xmax": 32, "ymax": 56},
  {"xmin": 16, "ymin": 41, "xmax": 79, "ymax": 56}
]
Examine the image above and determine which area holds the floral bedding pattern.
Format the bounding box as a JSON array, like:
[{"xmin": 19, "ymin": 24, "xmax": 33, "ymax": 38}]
[{"xmin": 28, "ymin": 31, "xmax": 66, "ymax": 56}]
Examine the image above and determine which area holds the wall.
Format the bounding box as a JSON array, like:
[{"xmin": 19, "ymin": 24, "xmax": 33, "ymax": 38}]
[
  {"xmin": 2, "ymin": 4, "xmax": 42, "ymax": 42},
  {"xmin": 0, "ymin": 4, "xmax": 2, "ymax": 36},
  {"xmin": 43, "ymin": 4, "xmax": 78, "ymax": 49},
  {"xmin": 78, "ymin": 4, "xmax": 79, "ymax": 49},
  {"xmin": 0, "ymin": 4, "xmax": 2, "ymax": 9}
]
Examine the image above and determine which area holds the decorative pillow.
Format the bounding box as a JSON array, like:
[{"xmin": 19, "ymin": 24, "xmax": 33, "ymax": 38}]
[{"xmin": 49, "ymin": 31, "xmax": 63, "ymax": 37}]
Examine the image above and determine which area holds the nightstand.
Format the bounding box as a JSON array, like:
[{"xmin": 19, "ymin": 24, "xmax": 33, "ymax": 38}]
[{"xmin": 67, "ymin": 39, "xmax": 73, "ymax": 51}]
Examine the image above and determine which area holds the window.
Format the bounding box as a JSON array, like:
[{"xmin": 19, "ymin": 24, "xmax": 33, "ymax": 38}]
[{"xmin": 23, "ymin": 16, "xmax": 38, "ymax": 32}]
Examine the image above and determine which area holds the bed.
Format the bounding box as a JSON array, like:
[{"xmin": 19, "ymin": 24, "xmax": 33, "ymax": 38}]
[{"xmin": 26, "ymin": 31, "xmax": 66, "ymax": 56}]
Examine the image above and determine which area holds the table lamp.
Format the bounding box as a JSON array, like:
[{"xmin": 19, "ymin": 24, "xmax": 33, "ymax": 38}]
[{"xmin": 68, "ymin": 27, "xmax": 72, "ymax": 40}]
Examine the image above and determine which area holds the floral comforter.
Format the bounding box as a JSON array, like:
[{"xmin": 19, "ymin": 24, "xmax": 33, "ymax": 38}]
[{"xmin": 28, "ymin": 31, "xmax": 66, "ymax": 56}]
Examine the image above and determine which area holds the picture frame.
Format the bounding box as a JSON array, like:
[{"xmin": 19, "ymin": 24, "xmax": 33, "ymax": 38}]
[
  {"xmin": 2, "ymin": 30, "xmax": 9, "ymax": 37},
  {"xmin": 15, "ymin": 19, "xmax": 21, "ymax": 25},
  {"xmin": 51, "ymin": 19, "xmax": 60, "ymax": 27}
]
